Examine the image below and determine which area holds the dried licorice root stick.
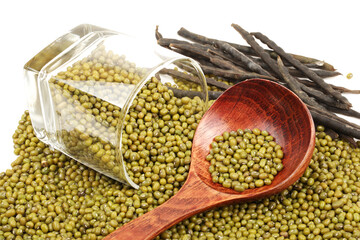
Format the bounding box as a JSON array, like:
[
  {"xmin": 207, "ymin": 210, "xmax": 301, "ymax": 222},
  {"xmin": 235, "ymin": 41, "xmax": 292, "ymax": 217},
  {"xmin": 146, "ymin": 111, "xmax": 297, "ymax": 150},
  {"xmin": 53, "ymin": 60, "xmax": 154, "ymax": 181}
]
[
  {"xmin": 305, "ymin": 68, "xmax": 341, "ymax": 78},
  {"xmin": 155, "ymin": 25, "xmax": 163, "ymax": 41},
  {"xmin": 301, "ymin": 84, "xmax": 349, "ymax": 110},
  {"xmin": 169, "ymin": 42, "xmax": 213, "ymax": 60},
  {"xmin": 309, "ymin": 106, "xmax": 360, "ymax": 139},
  {"xmin": 325, "ymin": 106, "xmax": 360, "ymax": 119},
  {"xmin": 214, "ymin": 41, "xmax": 272, "ymax": 77},
  {"xmin": 207, "ymin": 47, "xmax": 247, "ymax": 70},
  {"xmin": 251, "ymin": 31, "xmax": 352, "ymax": 107},
  {"xmin": 157, "ymin": 38, "xmax": 194, "ymax": 49},
  {"xmin": 177, "ymin": 27, "xmax": 218, "ymax": 46},
  {"xmin": 330, "ymin": 86, "xmax": 360, "ymax": 94},
  {"xmin": 268, "ymin": 52, "xmax": 335, "ymax": 72},
  {"xmin": 159, "ymin": 68, "xmax": 230, "ymax": 90},
  {"xmin": 209, "ymin": 55, "xmax": 249, "ymax": 73},
  {"xmin": 277, "ymin": 56, "xmax": 324, "ymax": 109},
  {"xmin": 249, "ymin": 56, "xmax": 340, "ymax": 79},
  {"xmin": 298, "ymin": 80, "xmax": 360, "ymax": 94},
  {"xmin": 231, "ymin": 24, "xmax": 283, "ymax": 79},
  {"xmin": 308, "ymin": 103, "xmax": 360, "ymax": 130},
  {"xmin": 201, "ymin": 65, "xmax": 278, "ymax": 82}
]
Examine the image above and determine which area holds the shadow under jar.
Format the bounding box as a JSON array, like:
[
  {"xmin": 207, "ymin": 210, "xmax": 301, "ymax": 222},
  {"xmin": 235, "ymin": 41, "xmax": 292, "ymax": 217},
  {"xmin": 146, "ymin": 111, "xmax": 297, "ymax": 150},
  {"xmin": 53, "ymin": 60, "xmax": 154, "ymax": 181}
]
[{"xmin": 24, "ymin": 24, "xmax": 209, "ymax": 189}]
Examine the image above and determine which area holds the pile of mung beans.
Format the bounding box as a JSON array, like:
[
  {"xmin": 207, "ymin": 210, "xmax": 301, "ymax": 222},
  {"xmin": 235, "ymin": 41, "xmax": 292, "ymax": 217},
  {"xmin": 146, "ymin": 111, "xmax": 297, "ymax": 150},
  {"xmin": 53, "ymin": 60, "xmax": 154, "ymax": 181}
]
[
  {"xmin": 1, "ymin": 112, "xmax": 360, "ymax": 240},
  {"xmin": 206, "ymin": 128, "xmax": 284, "ymax": 192}
]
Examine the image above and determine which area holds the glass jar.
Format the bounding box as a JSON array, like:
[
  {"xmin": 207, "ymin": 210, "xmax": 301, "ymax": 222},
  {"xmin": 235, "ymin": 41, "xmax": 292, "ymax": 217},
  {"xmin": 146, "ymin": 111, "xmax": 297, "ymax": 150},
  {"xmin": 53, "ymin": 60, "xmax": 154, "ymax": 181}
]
[{"xmin": 24, "ymin": 24, "xmax": 208, "ymax": 188}]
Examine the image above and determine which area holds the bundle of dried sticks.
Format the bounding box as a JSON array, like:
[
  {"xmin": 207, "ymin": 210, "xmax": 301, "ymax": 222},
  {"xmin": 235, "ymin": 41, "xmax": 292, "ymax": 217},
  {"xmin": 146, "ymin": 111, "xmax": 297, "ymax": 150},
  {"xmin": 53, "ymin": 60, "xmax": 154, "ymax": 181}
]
[{"xmin": 156, "ymin": 24, "xmax": 360, "ymax": 142}]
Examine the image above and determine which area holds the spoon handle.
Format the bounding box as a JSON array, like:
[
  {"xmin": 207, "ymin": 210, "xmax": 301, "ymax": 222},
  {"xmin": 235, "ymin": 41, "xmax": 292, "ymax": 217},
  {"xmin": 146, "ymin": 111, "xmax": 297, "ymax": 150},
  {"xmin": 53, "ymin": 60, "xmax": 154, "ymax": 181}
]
[{"xmin": 103, "ymin": 172, "xmax": 228, "ymax": 240}]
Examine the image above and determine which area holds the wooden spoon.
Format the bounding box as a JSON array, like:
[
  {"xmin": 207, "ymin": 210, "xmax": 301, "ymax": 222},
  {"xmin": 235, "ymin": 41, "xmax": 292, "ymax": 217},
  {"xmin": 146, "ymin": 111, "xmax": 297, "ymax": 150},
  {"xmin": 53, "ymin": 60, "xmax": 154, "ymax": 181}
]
[{"xmin": 104, "ymin": 78, "xmax": 315, "ymax": 240}]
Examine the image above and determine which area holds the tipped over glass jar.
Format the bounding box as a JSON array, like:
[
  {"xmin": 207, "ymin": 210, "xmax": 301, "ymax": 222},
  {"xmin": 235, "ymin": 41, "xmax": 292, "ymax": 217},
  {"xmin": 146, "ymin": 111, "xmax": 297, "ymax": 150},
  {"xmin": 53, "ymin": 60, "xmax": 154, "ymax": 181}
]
[{"xmin": 24, "ymin": 24, "xmax": 208, "ymax": 188}]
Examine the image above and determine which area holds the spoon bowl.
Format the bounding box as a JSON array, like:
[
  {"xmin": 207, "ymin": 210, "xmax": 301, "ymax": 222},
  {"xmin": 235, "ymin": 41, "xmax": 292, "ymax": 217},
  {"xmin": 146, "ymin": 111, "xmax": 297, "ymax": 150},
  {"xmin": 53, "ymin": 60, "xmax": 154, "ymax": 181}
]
[
  {"xmin": 193, "ymin": 78, "xmax": 315, "ymax": 198},
  {"xmin": 105, "ymin": 79, "xmax": 315, "ymax": 240}
]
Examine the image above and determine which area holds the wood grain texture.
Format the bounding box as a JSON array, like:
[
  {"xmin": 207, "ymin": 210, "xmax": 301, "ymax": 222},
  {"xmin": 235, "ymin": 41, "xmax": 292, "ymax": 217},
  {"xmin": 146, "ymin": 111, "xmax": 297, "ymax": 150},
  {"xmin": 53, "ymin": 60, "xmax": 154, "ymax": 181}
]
[{"xmin": 104, "ymin": 79, "xmax": 315, "ymax": 240}]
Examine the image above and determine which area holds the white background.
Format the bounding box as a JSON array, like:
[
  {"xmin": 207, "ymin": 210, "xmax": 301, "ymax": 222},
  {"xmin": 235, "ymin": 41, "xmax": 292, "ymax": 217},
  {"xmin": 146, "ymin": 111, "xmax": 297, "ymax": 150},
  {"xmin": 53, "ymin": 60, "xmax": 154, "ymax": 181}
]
[{"xmin": 1, "ymin": 0, "xmax": 359, "ymax": 172}]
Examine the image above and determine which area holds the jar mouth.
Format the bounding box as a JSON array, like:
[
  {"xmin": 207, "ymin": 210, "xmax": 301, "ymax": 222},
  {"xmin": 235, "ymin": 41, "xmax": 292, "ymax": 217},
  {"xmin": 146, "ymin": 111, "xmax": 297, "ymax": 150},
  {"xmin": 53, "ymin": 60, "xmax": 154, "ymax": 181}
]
[{"xmin": 116, "ymin": 57, "xmax": 209, "ymax": 189}]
